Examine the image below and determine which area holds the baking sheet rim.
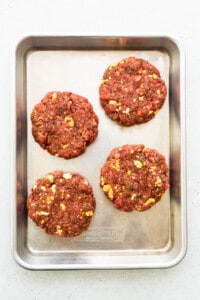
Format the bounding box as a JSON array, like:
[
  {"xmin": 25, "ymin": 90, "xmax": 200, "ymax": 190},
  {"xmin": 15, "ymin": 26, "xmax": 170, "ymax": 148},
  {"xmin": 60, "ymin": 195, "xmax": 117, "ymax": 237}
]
[{"xmin": 12, "ymin": 34, "xmax": 187, "ymax": 269}]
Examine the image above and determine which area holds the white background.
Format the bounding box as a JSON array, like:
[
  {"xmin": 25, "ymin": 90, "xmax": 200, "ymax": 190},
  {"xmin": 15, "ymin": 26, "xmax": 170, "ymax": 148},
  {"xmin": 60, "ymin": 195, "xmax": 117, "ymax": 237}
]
[{"xmin": 0, "ymin": 0, "xmax": 199, "ymax": 299}]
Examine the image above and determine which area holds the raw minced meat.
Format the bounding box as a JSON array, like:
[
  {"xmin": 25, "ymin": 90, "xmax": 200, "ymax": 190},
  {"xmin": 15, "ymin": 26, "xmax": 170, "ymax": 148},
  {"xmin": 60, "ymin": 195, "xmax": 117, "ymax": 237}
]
[
  {"xmin": 27, "ymin": 171, "xmax": 96, "ymax": 237},
  {"xmin": 31, "ymin": 91, "xmax": 99, "ymax": 159},
  {"xmin": 99, "ymin": 57, "xmax": 167, "ymax": 126},
  {"xmin": 100, "ymin": 144, "xmax": 169, "ymax": 212}
]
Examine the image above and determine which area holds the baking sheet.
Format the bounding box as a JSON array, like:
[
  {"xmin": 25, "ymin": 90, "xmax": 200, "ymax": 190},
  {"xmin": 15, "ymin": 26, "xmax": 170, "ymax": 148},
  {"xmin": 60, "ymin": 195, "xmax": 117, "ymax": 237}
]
[
  {"xmin": 13, "ymin": 36, "xmax": 186, "ymax": 269},
  {"xmin": 27, "ymin": 50, "xmax": 170, "ymax": 253}
]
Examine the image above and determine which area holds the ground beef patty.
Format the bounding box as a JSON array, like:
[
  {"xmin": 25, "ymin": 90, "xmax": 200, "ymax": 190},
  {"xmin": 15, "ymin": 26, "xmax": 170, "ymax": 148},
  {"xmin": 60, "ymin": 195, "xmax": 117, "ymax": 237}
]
[
  {"xmin": 99, "ymin": 57, "xmax": 167, "ymax": 126},
  {"xmin": 100, "ymin": 144, "xmax": 169, "ymax": 212},
  {"xmin": 27, "ymin": 171, "xmax": 96, "ymax": 237},
  {"xmin": 31, "ymin": 91, "xmax": 99, "ymax": 159}
]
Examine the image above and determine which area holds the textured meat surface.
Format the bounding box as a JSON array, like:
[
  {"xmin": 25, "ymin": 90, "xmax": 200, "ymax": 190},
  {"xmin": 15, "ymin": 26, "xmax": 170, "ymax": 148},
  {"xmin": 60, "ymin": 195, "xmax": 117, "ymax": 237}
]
[
  {"xmin": 100, "ymin": 144, "xmax": 169, "ymax": 212},
  {"xmin": 99, "ymin": 57, "xmax": 167, "ymax": 126},
  {"xmin": 31, "ymin": 91, "xmax": 99, "ymax": 159},
  {"xmin": 27, "ymin": 171, "xmax": 96, "ymax": 237}
]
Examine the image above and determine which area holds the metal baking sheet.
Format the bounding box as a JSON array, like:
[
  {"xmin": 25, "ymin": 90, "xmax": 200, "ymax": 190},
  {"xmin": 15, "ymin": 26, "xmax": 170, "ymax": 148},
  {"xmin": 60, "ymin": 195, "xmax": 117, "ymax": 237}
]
[{"xmin": 12, "ymin": 36, "xmax": 186, "ymax": 269}]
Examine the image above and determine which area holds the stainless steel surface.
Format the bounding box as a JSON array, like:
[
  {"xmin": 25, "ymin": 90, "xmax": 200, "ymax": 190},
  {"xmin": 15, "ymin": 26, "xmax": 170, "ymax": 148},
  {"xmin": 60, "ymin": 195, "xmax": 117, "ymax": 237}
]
[{"xmin": 13, "ymin": 36, "xmax": 186, "ymax": 270}]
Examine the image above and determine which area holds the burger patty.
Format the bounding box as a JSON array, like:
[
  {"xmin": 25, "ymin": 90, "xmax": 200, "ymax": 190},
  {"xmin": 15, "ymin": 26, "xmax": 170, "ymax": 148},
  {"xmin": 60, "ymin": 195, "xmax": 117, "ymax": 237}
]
[
  {"xmin": 27, "ymin": 171, "xmax": 96, "ymax": 237},
  {"xmin": 100, "ymin": 144, "xmax": 169, "ymax": 212},
  {"xmin": 99, "ymin": 57, "xmax": 167, "ymax": 126},
  {"xmin": 31, "ymin": 91, "xmax": 99, "ymax": 159}
]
